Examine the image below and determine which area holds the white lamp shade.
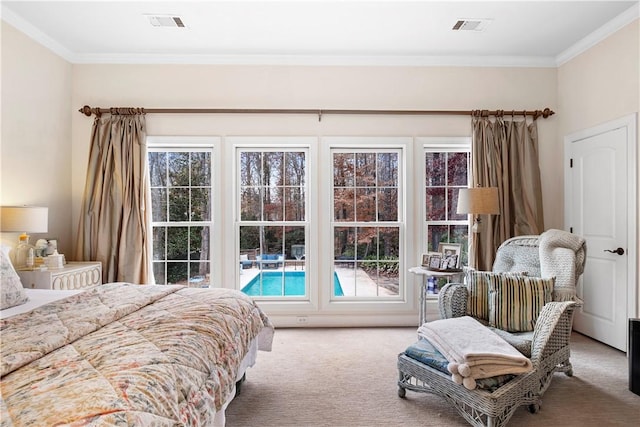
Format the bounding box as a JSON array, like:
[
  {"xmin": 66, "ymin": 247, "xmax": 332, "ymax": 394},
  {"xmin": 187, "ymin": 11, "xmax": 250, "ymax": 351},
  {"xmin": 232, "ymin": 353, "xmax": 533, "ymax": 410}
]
[
  {"xmin": 0, "ymin": 206, "xmax": 49, "ymax": 233},
  {"xmin": 456, "ymin": 188, "xmax": 499, "ymax": 215}
]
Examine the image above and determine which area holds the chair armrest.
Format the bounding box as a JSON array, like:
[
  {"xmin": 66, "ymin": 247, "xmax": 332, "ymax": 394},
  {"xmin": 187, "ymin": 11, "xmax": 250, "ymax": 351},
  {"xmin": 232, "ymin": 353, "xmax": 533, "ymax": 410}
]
[
  {"xmin": 530, "ymin": 301, "xmax": 576, "ymax": 365},
  {"xmin": 438, "ymin": 283, "xmax": 468, "ymax": 319}
]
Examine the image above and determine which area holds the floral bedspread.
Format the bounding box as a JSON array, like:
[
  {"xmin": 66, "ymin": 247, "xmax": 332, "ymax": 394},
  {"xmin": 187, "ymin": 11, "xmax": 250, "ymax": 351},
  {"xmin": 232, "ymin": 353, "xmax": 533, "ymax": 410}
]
[{"xmin": 0, "ymin": 283, "xmax": 274, "ymax": 426}]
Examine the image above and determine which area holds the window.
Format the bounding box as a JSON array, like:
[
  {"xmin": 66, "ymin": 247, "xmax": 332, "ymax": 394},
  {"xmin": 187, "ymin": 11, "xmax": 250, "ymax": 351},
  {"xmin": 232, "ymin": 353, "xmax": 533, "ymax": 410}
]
[
  {"xmin": 423, "ymin": 139, "xmax": 470, "ymax": 266},
  {"xmin": 148, "ymin": 145, "xmax": 214, "ymax": 286},
  {"xmin": 237, "ymin": 148, "xmax": 308, "ymax": 298},
  {"xmin": 332, "ymin": 148, "xmax": 402, "ymax": 298}
]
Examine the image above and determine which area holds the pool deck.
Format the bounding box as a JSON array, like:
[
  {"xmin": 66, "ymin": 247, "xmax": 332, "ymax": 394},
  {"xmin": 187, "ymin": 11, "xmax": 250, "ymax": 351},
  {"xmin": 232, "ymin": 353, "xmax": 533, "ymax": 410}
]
[{"xmin": 239, "ymin": 263, "xmax": 397, "ymax": 297}]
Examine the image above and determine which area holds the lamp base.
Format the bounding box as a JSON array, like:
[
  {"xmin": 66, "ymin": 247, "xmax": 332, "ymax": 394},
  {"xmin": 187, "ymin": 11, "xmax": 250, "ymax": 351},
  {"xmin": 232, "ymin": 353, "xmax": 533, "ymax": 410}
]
[{"xmin": 472, "ymin": 217, "xmax": 481, "ymax": 233}]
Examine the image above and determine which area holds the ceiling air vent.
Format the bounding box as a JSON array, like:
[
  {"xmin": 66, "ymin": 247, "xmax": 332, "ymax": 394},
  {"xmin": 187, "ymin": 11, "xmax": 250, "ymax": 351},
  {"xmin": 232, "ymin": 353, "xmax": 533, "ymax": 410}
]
[
  {"xmin": 452, "ymin": 19, "xmax": 492, "ymax": 32},
  {"xmin": 146, "ymin": 15, "xmax": 185, "ymax": 28}
]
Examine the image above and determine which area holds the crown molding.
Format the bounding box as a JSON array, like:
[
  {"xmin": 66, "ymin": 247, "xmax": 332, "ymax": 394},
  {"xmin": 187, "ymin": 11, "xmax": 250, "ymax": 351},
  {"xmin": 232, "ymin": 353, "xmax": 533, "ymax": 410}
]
[
  {"xmin": 2, "ymin": 2, "xmax": 636, "ymax": 69},
  {"xmin": 555, "ymin": 2, "xmax": 639, "ymax": 66},
  {"xmin": 71, "ymin": 53, "xmax": 557, "ymax": 68},
  {"xmin": 1, "ymin": 4, "xmax": 76, "ymax": 62}
]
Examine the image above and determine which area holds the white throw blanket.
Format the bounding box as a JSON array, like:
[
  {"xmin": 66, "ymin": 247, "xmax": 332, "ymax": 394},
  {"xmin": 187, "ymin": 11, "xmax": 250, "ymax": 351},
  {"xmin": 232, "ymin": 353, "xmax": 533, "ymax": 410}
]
[
  {"xmin": 539, "ymin": 228, "xmax": 586, "ymax": 302},
  {"xmin": 418, "ymin": 316, "xmax": 533, "ymax": 390}
]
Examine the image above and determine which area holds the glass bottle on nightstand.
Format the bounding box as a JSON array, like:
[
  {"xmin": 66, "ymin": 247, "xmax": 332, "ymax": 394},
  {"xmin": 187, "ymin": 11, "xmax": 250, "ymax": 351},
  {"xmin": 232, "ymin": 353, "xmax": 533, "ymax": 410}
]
[{"xmin": 14, "ymin": 234, "xmax": 35, "ymax": 270}]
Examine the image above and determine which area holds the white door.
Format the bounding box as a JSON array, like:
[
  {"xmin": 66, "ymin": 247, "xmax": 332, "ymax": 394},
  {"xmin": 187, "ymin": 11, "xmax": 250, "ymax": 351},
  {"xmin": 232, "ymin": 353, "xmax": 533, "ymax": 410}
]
[{"xmin": 564, "ymin": 114, "xmax": 637, "ymax": 351}]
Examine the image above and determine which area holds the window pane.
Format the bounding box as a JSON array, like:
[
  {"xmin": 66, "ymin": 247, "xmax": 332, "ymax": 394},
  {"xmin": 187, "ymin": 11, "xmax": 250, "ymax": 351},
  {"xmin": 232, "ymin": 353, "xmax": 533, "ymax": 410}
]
[
  {"xmin": 191, "ymin": 188, "xmax": 210, "ymax": 221},
  {"xmin": 424, "ymin": 148, "xmax": 470, "ymax": 271},
  {"xmin": 241, "ymin": 152, "xmax": 262, "ymax": 186},
  {"xmin": 378, "ymin": 188, "xmax": 398, "ymax": 221},
  {"xmin": 152, "ymin": 227, "xmax": 166, "ymax": 260},
  {"xmin": 240, "ymin": 226, "xmax": 260, "ymax": 253},
  {"xmin": 334, "ymin": 263, "xmax": 353, "ymax": 295},
  {"xmin": 379, "ymin": 227, "xmax": 400, "ymax": 259},
  {"xmin": 356, "ymin": 188, "xmax": 376, "ymax": 222},
  {"xmin": 149, "ymin": 152, "xmax": 166, "ymax": 187},
  {"xmin": 355, "ymin": 152, "xmax": 376, "ymax": 186},
  {"xmin": 190, "ymin": 152, "xmax": 211, "ymax": 186},
  {"xmin": 189, "ymin": 262, "xmax": 209, "ymax": 287},
  {"xmin": 151, "ymin": 188, "xmax": 167, "ymax": 222},
  {"xmin": 189, "ymin": 226, "xmax": 209, "ymax": 261},
  {"xmin": 356, "ymin": 226, "xmax": 377, "ymax": 259},
  {"xmin": 377, "ymin": 152, "xmax": 398, "ymax": 186},
  {"xmin": 263, "ymin": 152, "xmax": 283, "ymax": 186},
  {"xmin": 332, "ymin": 148, "xmax": 402, "ymax": 300},
  {"xmin": 285, "ymin": 226, "xmax": 305, "ymax": 270},
  {"xmin": 284, "ymin": 187, "xmax": 305, "ymax": 221},
  {"xmin": 334, "ymin": 226, "xmax": 355, "ymax": 263},
  {"xmin": 149, "ymin": 146, "xmax": 213, "ymax": 287},
  {"xmin": 426, "ymin": 188, "xmax": 445, "ymax": 221},
  {"xmin": 425, "ymin": 152, "xmax": 446, "ymax": 186},
  {"xmin": 333, "ymin": 153, "xmax": 354, "ymax": 187},
  {"xmin": 169, "ymin": 188, "xmax": 189, "ymax": 221},
  {"xmin": 448, "ymin": 187, "xmax": 466, "ymax": 221},
  {"xmin": 334, "ymin": 188, "xmax": 354, "ymax": 221},
  {"xmin": 285, "ymin": 152, "xmax": 305, "ymax": 186},
  {"xmin": 168, "ymin": 152, "xmax": 189, "ymax": 186},
  {"xmin": 153, "ymin": 262, "xmax": 166, "ymax": 285},
  {"xmin": 237, "ymin": 147, "xmax": 308, "ymax": 299},
  {"xmin": 448, "ymin": 152, "xmax": 468, "ymax": 186},
  {"xmin": 262, "ymin": 225, "xmax": 283, "ymax": 255},
  {"xmin": 427, "ymin": 224, "xmax": 448, "ymax": 252},
  {"xmin": 167, "ymin": 262, "xmax": 187, "ymax": 285},
  {"xmin": 451, "ymin": 224, "xmax": 469, "ymax": 266},
  {"xmin": 263, "ymin": 186, "xmax": 283, "ymax": 221},
  {"xmin": 167, "ymin": 227, "xmax": 188, "ymax": 260},
  {"xmin": 241, "ymin": 188, "xmax": 261, "ymax": 221}
]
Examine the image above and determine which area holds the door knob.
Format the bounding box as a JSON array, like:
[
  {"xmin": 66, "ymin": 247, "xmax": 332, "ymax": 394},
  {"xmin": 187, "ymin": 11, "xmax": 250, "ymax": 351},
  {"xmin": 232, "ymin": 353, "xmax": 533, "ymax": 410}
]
[{"xmin": 604, "ymin": 247, "xmax": 625, "ymax": 256}]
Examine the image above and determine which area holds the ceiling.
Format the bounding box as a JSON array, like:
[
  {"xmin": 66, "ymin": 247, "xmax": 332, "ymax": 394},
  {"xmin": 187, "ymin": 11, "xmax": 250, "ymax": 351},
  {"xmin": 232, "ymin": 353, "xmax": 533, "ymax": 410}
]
[{"xmin": 2, "ymin": 1, "xmax": 638, "ymax": 67}]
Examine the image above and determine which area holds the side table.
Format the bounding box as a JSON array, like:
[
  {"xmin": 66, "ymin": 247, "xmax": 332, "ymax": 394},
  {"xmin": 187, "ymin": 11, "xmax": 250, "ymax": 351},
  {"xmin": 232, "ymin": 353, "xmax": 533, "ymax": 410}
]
[
  {"xmin": 408, "ymin": 266, "xmax": 464, "ymax": 326},
  {"xmin": 17, "ymin": 262, "xmax": 102, "ymax": 290}
]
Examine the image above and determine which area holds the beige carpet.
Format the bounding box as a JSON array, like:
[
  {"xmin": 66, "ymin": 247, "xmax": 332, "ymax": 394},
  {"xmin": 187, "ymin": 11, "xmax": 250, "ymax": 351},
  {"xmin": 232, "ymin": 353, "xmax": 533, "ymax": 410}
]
[{"xmin": 226, "ymin": 328, "xmax": 639, "ymax": 427}]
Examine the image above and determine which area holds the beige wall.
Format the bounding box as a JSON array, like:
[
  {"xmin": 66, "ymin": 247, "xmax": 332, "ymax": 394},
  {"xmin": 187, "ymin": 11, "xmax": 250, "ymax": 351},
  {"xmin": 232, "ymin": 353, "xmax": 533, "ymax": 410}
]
[
  {"xmin": 0, "ymin": 23, "xmax": 72, "ymax": 254},
  {"xmin": 5, "ymin": 15, "xmax": 637, "ymax": 321},
  {"xmin": 557, "ymin": 19, "xmax": 640, "ymax": 315},
  {"xmin": 70, "ymin": 64, "xmax": 559, "ymax": 233},
  {"xmin": 14, "ymin": 17, "xmax": 631, "ymax": 272}
]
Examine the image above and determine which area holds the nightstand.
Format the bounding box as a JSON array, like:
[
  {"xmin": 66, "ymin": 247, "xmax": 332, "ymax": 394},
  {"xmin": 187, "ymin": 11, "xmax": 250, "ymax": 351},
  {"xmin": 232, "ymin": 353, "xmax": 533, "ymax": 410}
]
[{"xmin": 17, "ymin": 262, "xmax": 102, "ymax": 290}]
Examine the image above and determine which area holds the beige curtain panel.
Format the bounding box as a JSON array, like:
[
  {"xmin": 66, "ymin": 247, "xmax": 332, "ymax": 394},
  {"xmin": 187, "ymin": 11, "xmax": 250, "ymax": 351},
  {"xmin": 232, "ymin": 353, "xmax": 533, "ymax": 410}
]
[
  {"xmin": 471, "ymin": 117, "xmax": 544, "ymax": 271},
  {"xmin": 75, "ymin": 114, "xmax": 152, "ymax": 284}
]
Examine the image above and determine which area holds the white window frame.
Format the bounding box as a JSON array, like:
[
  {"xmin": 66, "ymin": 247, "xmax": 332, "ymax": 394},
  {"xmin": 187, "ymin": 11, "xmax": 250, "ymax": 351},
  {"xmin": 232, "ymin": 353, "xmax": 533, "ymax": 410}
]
[
  {"xmin": 228, "ymin": 137, "xmax": 317, "ymax": 310},
  {"xmin": 418, "ymin": 137, "xmax": 471, "ymax": 259},
  {"xmin": 323, "ymin": 137, "xmax": 410, "ymax": 312},
  {"xmin": 146, "ymin": 136, "xmax": 221, "ymax": 287}
]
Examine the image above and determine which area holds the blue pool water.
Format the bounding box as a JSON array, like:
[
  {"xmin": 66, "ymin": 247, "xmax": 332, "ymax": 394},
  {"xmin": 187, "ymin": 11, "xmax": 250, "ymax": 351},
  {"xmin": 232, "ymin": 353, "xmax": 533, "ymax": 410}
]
[{"xmin": 242, "ymin": 271, "xmax": 344, "ymax": 297}]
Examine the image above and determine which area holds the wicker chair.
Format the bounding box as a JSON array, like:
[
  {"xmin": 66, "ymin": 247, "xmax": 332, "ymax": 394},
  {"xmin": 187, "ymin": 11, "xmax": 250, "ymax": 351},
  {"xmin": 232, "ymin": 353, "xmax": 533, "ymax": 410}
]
[{"xmin": 398, "ymin": 230, "xmax": 586, "ymax": 427}]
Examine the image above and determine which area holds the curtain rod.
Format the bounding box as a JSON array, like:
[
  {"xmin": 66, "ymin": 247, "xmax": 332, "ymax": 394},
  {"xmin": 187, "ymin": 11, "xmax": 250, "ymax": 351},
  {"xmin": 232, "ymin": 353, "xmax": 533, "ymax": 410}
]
[{"xmin": 78, "ymin": 105, "xmax": 555, "ymax": 121}]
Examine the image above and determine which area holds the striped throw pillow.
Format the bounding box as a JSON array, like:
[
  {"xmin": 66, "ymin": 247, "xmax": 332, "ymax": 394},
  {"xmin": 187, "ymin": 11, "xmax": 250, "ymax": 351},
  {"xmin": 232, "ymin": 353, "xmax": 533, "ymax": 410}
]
[
  {"xmin": 488, "ymin": 275, "xmax": 554, "ymax": 332},
  {"xmin": 465, "ymin": 270, "xmax": 530, "ymax": 322},
  {"xmin": 465, "ymin": 270, "xmax": 494, "ymax": 321}
]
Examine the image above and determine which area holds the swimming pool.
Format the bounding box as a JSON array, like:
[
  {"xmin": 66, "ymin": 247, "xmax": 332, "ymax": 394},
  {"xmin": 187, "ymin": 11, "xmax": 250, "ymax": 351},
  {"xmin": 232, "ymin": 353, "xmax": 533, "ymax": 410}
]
[{"xmin": 241, "ymin": 271, "xmax": 345, "ymax": 297}]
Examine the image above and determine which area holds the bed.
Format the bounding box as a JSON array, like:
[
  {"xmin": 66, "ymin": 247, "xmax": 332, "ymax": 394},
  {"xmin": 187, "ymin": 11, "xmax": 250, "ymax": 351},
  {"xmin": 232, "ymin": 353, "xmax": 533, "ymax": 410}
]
[{"xmin": 0, "ymin": 282, "xmax": 274, "ymax": 426}]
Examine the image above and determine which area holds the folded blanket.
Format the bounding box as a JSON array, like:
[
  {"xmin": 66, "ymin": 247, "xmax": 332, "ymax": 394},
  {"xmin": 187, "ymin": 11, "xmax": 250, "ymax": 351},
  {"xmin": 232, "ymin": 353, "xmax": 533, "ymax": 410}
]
[{"xmin": 418, "ymin": 316, "xmax": 532, "ymax": 390}]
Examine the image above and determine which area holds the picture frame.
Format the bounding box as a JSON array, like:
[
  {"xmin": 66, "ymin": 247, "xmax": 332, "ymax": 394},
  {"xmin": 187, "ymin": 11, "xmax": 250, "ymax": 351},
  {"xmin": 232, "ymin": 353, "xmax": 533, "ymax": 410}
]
[
  {"xmin": 428, "ymin": 254, "xmax": 442, "ymax": 270},
  {"xmin": 421, "ymin": 252, "xmax": 441, "ymax": 268},
  {"xmin": 438, "ymin": 242, "xmax": 462, "ymax": 269},
  {"xmin": 421, "ymin": 253, "xmax": 430, "ymax": 267}
]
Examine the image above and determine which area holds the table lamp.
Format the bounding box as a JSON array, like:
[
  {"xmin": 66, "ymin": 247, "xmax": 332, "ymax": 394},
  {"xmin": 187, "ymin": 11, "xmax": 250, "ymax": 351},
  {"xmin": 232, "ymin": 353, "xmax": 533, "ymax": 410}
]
[
  {"xmin": 1, "ymin": 206, "xmax": 49, "ymax": 268},
  {"xmin": 456, "ymin": 187, "xmax": 499, "ymax": 232}
]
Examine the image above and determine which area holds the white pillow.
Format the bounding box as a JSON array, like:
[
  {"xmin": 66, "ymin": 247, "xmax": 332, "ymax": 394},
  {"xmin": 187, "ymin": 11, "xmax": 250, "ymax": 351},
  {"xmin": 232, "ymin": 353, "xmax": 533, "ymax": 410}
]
[{"xmin": 1, "ymin": 248, "xmax": 29, "ymax": 309}]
